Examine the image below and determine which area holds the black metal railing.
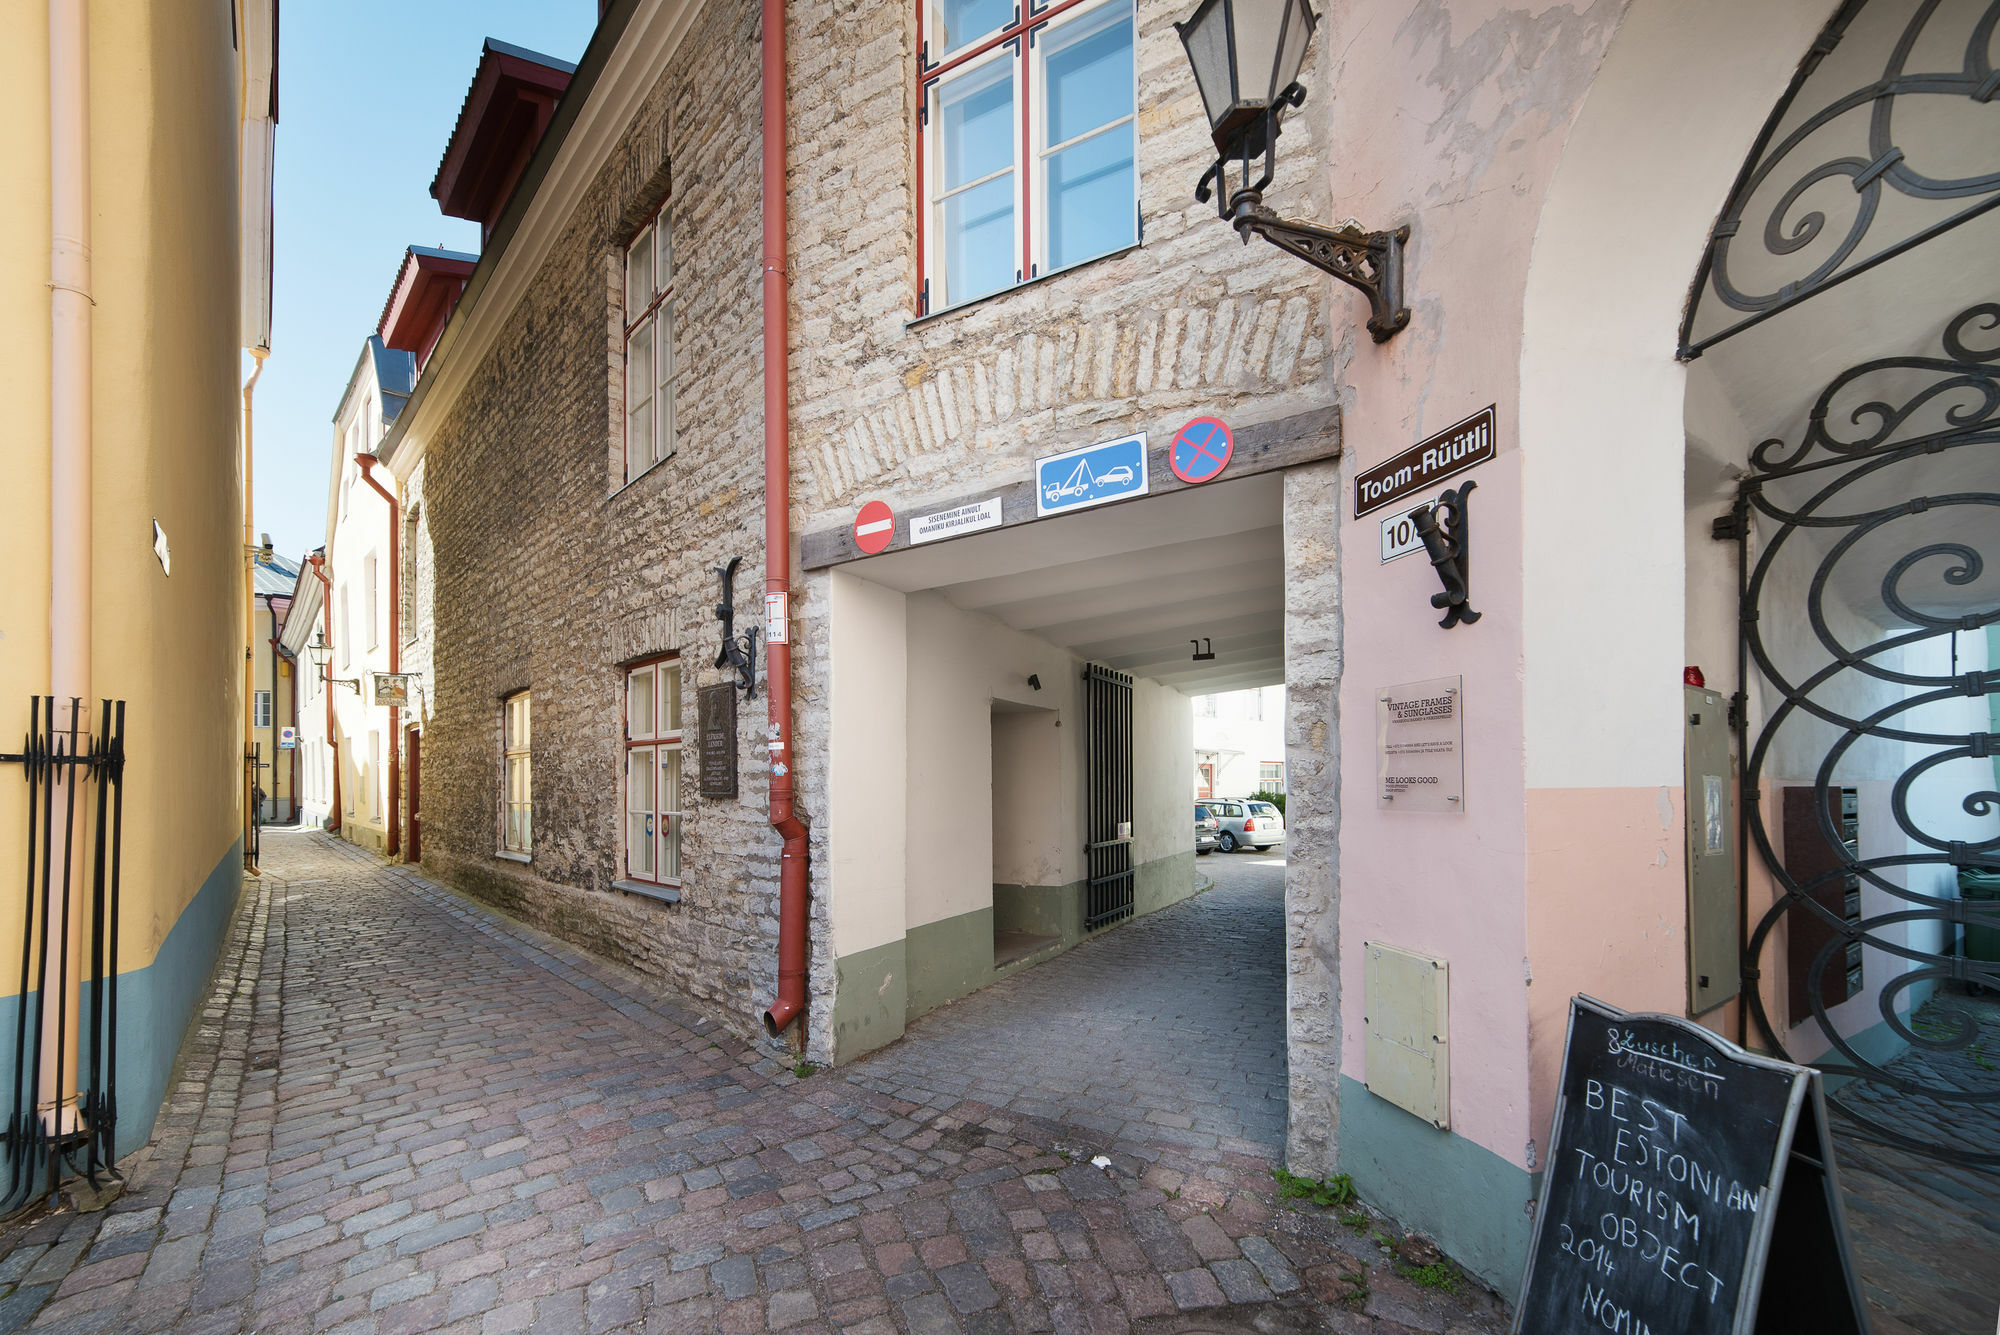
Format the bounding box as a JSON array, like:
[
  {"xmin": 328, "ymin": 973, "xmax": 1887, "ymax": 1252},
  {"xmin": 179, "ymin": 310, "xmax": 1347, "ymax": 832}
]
[
  {"xmin": 0, "ymin": 697, "xmax": 126, "ymax": 1211},
  {"xmin": 1731, "ymin": 302, "xmax": 1999, "ymax": 1166},
  {"xmin": 1085, "ymin": 664, "xmax": 1135, "ymax": 930}
]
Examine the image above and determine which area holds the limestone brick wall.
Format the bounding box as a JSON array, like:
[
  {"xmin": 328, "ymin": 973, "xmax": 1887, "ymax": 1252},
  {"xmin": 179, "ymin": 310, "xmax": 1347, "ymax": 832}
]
[
  {"xmin": 418, "ymin": 0, "xmax": 785, "ymax": 1037},
  {"xmin": 782, "ymin": 0, "xmax": 1350, "ymax": 1068}
]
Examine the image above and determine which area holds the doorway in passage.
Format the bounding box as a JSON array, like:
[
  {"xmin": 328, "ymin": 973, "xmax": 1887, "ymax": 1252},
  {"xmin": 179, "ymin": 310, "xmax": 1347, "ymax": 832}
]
[{"xmin": 990, "ymin": 701, "xmax": 1067, "ymax": 969}]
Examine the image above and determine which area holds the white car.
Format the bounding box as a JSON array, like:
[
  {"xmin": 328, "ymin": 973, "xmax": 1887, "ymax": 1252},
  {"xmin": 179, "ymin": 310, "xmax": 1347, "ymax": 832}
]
[
  {"xmin": 1208, "ymin": 799, "xmax": 1284, "ymax": 852},
  {"xmin": 1097, "ymin": 465, "xmax": 1135, "ymax": 486}
]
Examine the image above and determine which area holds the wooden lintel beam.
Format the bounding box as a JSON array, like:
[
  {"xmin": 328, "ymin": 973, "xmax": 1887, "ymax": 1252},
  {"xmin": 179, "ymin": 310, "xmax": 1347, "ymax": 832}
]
[{"xmin": 798, "ymin": 404, "xmax": 1340, "ymax": 572}]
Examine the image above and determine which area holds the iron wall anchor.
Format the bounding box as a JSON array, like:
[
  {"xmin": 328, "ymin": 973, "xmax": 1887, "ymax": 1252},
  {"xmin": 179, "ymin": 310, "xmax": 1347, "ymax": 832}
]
[
  {"xmin": 712, "ymin": 558, "xmax": 760, "ymax": 697},
  {"xmin": 1411, "ymin": 480, "xmax": 1479, "ymax": 628}
]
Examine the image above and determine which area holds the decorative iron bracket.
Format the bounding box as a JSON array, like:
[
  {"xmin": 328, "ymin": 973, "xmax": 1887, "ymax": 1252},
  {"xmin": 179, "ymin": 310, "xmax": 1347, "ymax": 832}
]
[
  {"xmin": 1411, "ymin": 481, "xmax": 1479, "ymax": 628},
  {"xmin": 712, "ymin": 558, "xmax": 760, "ymax": 698},
  {"xmin": 1232, "ymin": 203, "xmax": 1411, "ymax": 343}
]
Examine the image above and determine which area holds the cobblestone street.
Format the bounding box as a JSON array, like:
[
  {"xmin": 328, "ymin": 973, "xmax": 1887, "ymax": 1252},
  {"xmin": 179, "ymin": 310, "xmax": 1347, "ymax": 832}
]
[{"xmin": 0, "ymin": 833, "xmax": 1510, "ymax": 1335}]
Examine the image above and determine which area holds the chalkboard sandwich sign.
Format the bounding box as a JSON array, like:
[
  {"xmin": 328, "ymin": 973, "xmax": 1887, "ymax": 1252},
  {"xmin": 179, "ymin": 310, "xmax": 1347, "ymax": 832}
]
[{"xmin": 1513, "ymin": 996, "xmax": 1869, "ymax": 1335}]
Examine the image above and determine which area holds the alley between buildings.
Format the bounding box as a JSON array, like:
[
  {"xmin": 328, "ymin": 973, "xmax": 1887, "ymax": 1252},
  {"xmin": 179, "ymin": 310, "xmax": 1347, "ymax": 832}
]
[{"xmin": 0, "ymin": 834, "xmax": 1508, "ymax": 1335}]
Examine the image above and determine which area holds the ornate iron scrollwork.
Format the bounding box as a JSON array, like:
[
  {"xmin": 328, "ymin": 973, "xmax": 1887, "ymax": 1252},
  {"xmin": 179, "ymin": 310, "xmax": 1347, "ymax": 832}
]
[
  {"xmin": 1734, "ymin": 301, "xmax": 2000, "ymax": 1166},
  {"xmin": 1681, "ymin": 0, "xmax": 2000, "ymax": 359}
]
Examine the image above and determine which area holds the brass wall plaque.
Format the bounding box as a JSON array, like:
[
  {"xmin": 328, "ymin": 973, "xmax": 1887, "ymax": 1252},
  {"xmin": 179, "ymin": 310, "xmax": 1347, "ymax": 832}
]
[{"xmin": 698, "ymin": 683, "xmax": 738, "ymax": 800}]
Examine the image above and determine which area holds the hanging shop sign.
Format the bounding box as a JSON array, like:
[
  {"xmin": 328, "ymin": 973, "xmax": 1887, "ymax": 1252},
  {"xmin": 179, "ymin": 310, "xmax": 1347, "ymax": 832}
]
[
  {"xmin": 698, "ymin": 683, "xmax": 738, "ymax": 800},
  {"xmin": 1513, "ymin": 995, "xmax": 1868, "ymax": 1335},
  {"xmin": 1035, "ymin": 432, "xmax": 1149, "ymax": 517},
  {"xmin": 911, "ymin": 496, "xmax": 1002, "ymax": 544},
  {"xmin": 372, "ymin": 673, "xmax": 414, "ymax": 709},
  {"xmin": 1355, "ymin": 405, "xmax": 1495, "ymax": 517},
  {"xmin": 853, "ymin": 500, "xmax": 896, "ymax": 555},
  {"xmin": 1169, "ymin": 417, "xmax": 1234, "ymax": 484},
  {"xmin": 1376, "ymin": 675, "xmax": 1463, "ymax": 812},
  {"xmin": 278, "ymin": 726, "xmax": 297, "ymax": 750}
]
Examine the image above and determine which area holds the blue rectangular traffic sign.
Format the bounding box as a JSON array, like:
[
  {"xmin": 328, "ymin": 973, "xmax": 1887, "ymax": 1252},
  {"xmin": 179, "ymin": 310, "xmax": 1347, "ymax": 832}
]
[{"xmin": 1034, "ymin": 432, "xmax": 1149, "ymax": 517}]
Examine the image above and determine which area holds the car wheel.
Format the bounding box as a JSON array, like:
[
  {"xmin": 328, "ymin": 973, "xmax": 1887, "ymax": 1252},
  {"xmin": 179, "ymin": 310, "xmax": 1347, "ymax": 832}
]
[
  {"xmin": 1217, "ymin": 831, "xmax": 1237, "ymax": 853},
  {"xmin": 1197, "ymin": 847, "xmax": 1211, "ymax": 856}
]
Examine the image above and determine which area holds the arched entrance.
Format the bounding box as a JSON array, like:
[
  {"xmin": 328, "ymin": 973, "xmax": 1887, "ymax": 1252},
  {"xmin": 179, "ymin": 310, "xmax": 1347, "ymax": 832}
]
[{"xmin": 1680, "ymin": 0, "xmax": 2000, "ymax": 1167}]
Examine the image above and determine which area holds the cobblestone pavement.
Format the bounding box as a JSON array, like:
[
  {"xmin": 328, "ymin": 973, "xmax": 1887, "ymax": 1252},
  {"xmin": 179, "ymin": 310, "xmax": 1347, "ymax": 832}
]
[
  {"xmin": 0, "ymin": 832, "xmax": 1511, "ymax": 1335},
  {"xmin": 1831, "ymin": 991, "xmax": 2000, "ymax": 1335},
  {"xmin": 844, "ymin": 851, "xmax": 1288, "ymax": 1159}
]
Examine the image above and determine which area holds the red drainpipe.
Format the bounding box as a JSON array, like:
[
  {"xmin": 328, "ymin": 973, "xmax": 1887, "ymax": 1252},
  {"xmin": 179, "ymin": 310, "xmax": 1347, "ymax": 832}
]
[
  {"xmin": 308, "ymin": 552, "xmax": 342, "ymax": 832},
  {"xmin": 356, "ymin": 454, "xmax": 402, "ymax": 860},
  {"xmin": 760, "ymin": 0, "xmax": 810, "ymax": 1040}
]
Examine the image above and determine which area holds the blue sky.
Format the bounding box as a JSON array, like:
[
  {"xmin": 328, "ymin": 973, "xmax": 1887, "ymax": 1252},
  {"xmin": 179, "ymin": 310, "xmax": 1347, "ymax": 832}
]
[{"xmin": 256, "ymin": 1, "xmax": 600, "ymax": 562}]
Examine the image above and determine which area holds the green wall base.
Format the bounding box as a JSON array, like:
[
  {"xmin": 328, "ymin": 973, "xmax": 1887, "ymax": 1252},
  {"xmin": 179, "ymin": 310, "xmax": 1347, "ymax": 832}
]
[
  {"xmin": 1336, "ymin": 1074, "xmax": 1539, "ymax": 1301},
  {"xmin": 835, "ymin": 851, "xmax": 1198, "ymax": 1064}
]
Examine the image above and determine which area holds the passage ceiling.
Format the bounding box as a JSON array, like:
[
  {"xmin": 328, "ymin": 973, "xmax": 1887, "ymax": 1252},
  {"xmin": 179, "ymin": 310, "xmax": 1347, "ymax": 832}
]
[{"xmin": 844, "ymin": 472, "xmax": 1286, "ymax": 694}]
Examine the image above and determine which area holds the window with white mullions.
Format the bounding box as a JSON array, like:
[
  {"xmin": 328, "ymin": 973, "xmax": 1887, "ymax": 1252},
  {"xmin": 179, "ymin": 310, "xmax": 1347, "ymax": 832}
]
[
  {"xmin": 919, "ymin": 0, "xmax": 1136, "ymax": 314},
  {"xmin": 503, "ymin": 692, "xmax": 532, "ymax": 854},
  {"xmin": 622, "ymin": 210, "xmax": 675, "ymax": 483},
  {"xmin": 624, "ymin": 658, "xmax": 682, "ymax": 886}
]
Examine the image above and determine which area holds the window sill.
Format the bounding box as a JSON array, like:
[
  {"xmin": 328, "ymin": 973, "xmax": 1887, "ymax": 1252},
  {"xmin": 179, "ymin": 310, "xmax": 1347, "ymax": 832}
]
[
  {"xmin": 494, "ymin": 849, "xmax": 531, "ymax": 864},
  {"xmin": 906, "ymin": 241, "xmax": 1143, "ymax": 332},
  {"xmin": 608, "ymin": 450, "xmax": 676, "ymax": 502},
  {"xmin": 612, "ymin": 878, "xmax": 682, "ymax": 904}
]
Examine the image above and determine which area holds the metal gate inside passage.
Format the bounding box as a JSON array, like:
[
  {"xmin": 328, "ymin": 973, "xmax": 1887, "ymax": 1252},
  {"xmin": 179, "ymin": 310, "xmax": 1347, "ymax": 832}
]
[{"xmin": 1084, "ymin": 664, "xmax": 1134, "ymax": 930}]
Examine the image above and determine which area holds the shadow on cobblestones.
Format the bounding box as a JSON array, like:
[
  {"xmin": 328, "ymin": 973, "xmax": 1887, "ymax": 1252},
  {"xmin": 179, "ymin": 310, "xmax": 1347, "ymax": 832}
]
[{"xmin": 0, "ymin": 833, "xmax": 1509, "ymax": 1334}]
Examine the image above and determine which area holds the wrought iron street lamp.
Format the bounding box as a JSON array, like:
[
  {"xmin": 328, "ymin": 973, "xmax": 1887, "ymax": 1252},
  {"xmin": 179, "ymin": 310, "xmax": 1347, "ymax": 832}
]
[
  {"xmin": 1176, "ymin": 0, "xmax": 1410, "ymax": 342},
  {"xmin": 306, "ymin": 632, "xmax": 361, "ymax": 694}
]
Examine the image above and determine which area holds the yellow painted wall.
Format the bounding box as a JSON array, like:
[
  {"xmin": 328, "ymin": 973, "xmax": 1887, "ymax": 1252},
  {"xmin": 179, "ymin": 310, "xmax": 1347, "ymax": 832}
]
[{"xmin": 0, "ymin": 2, "xmax": 247, "ymax": 985}]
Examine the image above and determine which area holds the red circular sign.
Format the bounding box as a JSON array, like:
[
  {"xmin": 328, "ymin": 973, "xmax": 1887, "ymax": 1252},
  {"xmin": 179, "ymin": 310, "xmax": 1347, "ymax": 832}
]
[
  {"xmin": 853, "ymin": 499, "xmax": 896, "ymax": 555},
  {"xmin": 1170, "ymin": 417, "xmax": 1234, "ymax": 484}
]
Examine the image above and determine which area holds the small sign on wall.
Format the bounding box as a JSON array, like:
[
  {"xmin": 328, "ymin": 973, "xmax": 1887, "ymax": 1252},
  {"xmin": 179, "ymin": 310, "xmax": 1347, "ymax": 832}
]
[
  {"xmin": 372, "ymin": 673, "xmax": 414, "ymax": 709},
  {"xmin": 698, "ymin": 683, "xmax": 738, "ymax": 799},
  {"xmin": 1376, "ymin": 676, "xmax": 1464, "ymax": 811}
]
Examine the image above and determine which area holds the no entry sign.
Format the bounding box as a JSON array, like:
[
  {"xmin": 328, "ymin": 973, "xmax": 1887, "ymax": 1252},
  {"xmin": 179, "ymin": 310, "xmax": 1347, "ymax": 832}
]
[
  {"xmin": 853, "ymin": 499, "xmax": 895, "ymax": 555},
  {"xmin": 1170, "ymin": 418, "xmax": 1233, "ymax": 484}
]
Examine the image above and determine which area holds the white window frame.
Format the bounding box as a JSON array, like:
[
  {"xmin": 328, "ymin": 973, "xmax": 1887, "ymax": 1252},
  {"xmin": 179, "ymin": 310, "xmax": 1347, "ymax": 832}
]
[
  {"xmin": 621, "ymin": 207, "xmax": 675, "ymax": 484},
  {"xmin": 623, "ymin": 657, "xmax": 683, "ymax": 887},
  {"xmin": 338, "ymin": 587, "xmax": 351, "ymax": 669},
  {"xmin": 1259, "ymin": 760, "xmax": 1286, "ymax": 793},
  {"xmin": 917, "ymin": 0, "xmax": 1138, "ymax": 315},
  {"xmin": 503, "ymin": 692, "xmax": 532, "ymax": 855},
  {"xmin": 254, "ymin": 690, "xmax": 272, "ymax": 730}
]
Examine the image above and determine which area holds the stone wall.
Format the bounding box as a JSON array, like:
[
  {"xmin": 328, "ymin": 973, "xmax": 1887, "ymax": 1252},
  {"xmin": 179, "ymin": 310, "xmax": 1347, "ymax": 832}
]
[
  {"xmin": 418, "ymin": 0, "xmax": 784, "ymax": 1036},
  {"xmin": 782, "ymin": 0, "xmax": 1350, "ymax": 1069}
]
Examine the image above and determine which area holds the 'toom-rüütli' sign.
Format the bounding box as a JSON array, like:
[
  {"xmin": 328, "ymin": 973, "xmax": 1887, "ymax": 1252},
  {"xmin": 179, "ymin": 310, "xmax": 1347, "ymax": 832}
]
[
  {"xmin": 1355, "ymin": 405, "xmax": 1495, "ymax": 517},
  {"xmin": 1513, "ymin": 996, "xmax": 1868, "ymax": 1335}
]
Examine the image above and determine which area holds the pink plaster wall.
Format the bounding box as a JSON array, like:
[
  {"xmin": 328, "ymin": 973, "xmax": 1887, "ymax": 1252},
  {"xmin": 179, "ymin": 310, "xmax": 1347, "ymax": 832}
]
[
  {"xmin": 1321, "ymin": 0, "xmax": 1629, "ymax": 1174},
  {"xmin": 1523, "ymin": 784, "xmax": 1689, "ymax": 1156}
]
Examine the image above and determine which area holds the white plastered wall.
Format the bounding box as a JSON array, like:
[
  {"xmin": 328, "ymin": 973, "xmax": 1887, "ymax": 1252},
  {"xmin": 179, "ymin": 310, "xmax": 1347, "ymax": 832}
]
[{"xmin": 827, "ymin": 570, "xmax": 909, "ymax": 959}]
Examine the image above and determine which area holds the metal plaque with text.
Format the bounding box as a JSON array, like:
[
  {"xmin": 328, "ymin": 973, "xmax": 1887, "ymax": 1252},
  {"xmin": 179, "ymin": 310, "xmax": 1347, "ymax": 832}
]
[
  {"xmin": 698, "ymin": 683, "xmax": 738, "ymax": 800},
  {"xmin": 1376, "ymin": 676, "xmax": 1464, "ymax": 812}
]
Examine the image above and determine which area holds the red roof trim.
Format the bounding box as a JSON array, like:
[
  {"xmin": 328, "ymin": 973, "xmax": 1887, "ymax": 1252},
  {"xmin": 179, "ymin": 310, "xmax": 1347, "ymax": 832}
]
[
  {"xmin": 378, "ymin": 249, "xmax": 479, "ymax": 368},
  {"xmin": 431, "ymin": 45, "xmax": 573, "ymax": 234}
]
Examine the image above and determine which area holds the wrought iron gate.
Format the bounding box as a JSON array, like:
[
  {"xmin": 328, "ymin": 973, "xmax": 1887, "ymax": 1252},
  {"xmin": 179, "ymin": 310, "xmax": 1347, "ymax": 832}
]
[
  {"xmin": 1084, "ymin": 664, "xmax": 1134, "ymax": 930},
  {"xmin": 1728, "ymin": 302, "xmax": 1999, "ymax": 1166},
  {"xmin": 0, "ymin": 698, "xmax": 128, "ymax": 1209}
]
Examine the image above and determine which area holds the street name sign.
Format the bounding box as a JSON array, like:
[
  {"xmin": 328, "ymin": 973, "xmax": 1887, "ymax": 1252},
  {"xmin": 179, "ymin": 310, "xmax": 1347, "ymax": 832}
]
[
  {"xmin": 1355, "ymin": 405, "xmax": 1495, "ymax": 517},
  {"xmin": 1035, "ymin": 433, "xmax": 1148, "ymax": 517},
  {"xmin": 1514, "ymin": 996, "xmax": 1868, "ymax": 1335}
]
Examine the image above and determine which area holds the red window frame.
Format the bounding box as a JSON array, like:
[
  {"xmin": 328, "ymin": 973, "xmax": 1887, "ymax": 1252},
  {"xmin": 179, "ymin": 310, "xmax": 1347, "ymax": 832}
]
[
  {"xmin": 915, "ymin": 0, "xmax": 1112, "ymax": 315},
  {"xmin": 620, "ymin": 201, "xmax": 673, "ymax": 484},
  {"xmin": 621, "ymin": 653, "xmax": 683, "ymax": 887}
]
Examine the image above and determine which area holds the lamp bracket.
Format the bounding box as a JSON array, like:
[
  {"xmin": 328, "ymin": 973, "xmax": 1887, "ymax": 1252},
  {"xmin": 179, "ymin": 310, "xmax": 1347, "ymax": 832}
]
[{"xmin": 1232, "ymin": 203, "xmax": 1411, "ymax": 343}]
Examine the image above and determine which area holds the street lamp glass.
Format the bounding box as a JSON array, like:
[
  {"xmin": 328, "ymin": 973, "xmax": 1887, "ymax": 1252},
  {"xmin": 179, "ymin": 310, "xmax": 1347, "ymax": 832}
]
[
  {"xmin": 307, "ymin": 633, "xmax": 331, "ymax": 671},
  {"xmin": 1175, "ymin": 0, "xmax": 1317, "ymax": 155}
]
